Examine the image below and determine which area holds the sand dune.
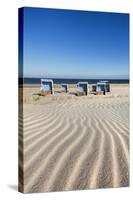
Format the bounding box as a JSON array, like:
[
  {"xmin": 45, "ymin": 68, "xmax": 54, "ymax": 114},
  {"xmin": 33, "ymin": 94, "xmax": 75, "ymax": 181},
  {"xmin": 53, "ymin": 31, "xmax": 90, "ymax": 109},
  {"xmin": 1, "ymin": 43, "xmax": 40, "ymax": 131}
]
[{"xmin": 20, "ymin": 84, "xmax": 129, "ymax": 193}]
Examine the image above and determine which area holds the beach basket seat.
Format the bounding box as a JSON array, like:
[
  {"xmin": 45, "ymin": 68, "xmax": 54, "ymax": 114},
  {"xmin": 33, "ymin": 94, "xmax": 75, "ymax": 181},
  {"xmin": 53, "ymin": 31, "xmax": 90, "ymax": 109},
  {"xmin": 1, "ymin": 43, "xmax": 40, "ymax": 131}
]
[
  {"xmin": 96, "ymin": 91, "xmax": 105, "ymax": 95},
  {"xmin": 76, "ymin": 92, "xmax": 86, "ymax": 96},
  {"xmin": 60, "ymin": 87, "xmax": 66, "ymax": 93},
  {"xmin": 76, "ymin": 86, "xmax": 86, "ymax": 96},
  {"xmin": 41, "ymin": 90, "xmax": 52, "ymax": 95}
]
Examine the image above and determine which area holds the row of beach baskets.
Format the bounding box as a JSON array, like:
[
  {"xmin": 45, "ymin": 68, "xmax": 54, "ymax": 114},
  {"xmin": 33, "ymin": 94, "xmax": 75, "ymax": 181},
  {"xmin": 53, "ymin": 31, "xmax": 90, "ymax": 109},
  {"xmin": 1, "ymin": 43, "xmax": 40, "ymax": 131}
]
[{"xmin": 40, "ymin": 79, "xmax": 110, "ymax": 96}]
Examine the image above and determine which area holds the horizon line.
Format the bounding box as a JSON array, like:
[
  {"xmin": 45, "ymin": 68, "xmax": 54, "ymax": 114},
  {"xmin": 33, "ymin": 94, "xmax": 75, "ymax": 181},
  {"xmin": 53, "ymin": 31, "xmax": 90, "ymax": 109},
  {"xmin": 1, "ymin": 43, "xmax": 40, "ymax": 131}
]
[{"xmin": 21, "ymin": 76, "xmax": 129, "ymax": 80}]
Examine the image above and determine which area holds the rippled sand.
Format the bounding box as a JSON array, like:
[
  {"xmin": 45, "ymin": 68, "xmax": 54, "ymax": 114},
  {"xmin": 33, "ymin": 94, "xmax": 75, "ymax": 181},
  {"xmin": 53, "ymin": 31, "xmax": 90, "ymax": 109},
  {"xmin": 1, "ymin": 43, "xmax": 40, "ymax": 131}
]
[{"xmin": 19, "ymin": 84, "xmax": 129, "ymax": 193}]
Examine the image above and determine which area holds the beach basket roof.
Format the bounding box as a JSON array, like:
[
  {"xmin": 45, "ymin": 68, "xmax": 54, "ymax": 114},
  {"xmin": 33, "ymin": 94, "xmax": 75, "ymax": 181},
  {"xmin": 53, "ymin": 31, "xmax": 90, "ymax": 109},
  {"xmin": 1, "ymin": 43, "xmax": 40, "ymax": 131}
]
[
  {"xmin": 61, "ymin": 83, "xmax": 68, "ymax": 86},
  {"xmin": 77, "ymin": 82, "xmax": 88, "ymax": 85},
  {"xmin": 41, "ymin": 79, "xmax": 53, "ymax": 83},
  {"xmin": 97, "ymin": 82, "xmax": 107, "ymax": 85},
  {"xmin": 99, "ymin": 80, "xmax": 109, "ymax": 82}
]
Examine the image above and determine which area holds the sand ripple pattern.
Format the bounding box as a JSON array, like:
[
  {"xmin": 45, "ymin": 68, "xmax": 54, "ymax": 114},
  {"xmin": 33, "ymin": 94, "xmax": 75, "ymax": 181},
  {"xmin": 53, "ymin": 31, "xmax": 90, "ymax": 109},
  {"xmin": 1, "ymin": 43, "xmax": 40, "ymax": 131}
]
[{"xmin": 22, "ymin": 97, "xmax": 129, "ymax": 193}]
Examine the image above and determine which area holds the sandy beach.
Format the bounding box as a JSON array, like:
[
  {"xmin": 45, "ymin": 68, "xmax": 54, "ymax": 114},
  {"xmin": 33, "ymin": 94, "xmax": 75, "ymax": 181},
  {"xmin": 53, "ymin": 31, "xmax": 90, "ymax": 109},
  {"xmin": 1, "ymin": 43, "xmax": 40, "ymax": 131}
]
[{"xmin": 19, "ymin": 84, "xmax": 129, "ymax": 193}]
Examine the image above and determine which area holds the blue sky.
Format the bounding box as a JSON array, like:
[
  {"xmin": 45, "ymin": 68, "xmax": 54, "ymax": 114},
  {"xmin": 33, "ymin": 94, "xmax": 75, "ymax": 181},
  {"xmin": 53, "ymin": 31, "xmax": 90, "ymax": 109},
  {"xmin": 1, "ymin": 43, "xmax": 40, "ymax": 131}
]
[{"xmin": 23, "ymin": 7, "xmax": 129, "ymax": 79}]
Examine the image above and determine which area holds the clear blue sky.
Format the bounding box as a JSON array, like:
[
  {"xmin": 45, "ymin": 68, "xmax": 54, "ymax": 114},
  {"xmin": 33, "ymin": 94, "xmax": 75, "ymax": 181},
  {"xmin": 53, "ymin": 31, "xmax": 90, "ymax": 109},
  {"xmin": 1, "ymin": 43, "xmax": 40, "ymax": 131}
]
[{"xmin": 23, "ymin": 7, "xmax": 129, "ymax": 79}]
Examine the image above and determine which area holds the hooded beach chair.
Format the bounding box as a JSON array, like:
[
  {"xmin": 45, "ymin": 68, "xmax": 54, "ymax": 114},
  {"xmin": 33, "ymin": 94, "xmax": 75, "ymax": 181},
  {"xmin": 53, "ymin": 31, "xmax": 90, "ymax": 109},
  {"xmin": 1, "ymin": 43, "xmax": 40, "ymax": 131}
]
[
  {"xmin": 76, "ymin": 82, "xmax": 88, "ymax": 96},
  {"xmin": 60, "ymin": 84, "xmax": 69, "ymax": 93},
  {"xmin": 92, "ymin": 84, "xmax": 97, "ymax": 92},
  {"xmin": 40, "ymin": 79, "xmax": 54, "ymax": 95},
  {"xmin": 96, "ymin": 81, "xmax": 110, "ymax": 95},
  {"xmin": 99, "ymin": 81, "xmax": 110, "ymax": 92}
]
